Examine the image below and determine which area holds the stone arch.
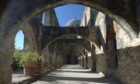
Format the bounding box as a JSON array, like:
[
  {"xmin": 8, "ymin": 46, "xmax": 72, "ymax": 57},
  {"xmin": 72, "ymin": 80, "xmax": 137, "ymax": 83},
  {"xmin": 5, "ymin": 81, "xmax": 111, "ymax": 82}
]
[
  {"xmin": 6, "ymin": 25, "xmax": 37, "ymax": 52},
  {"xmin": 42, "ymin": 34, "xmax": 100, "ymax": 52},
  {"xmin": 43, "ymin": 35, "xmax": 90, "ymax": 56},
  {"xmin": 46, "ymin": 40, "xmax": 90, "ymax": 67},
  {"xmin": 42, "ymin": 34, "xmax": 99, "ymax": 70},
  {"xmin": 0, "ymin": 0, "xmax": 138, "ymax": 83},
  {"xmin": 1, "ymin": 25, "xmax": 37, "ymax": 63},
  {"xmin": 0, "ymin": 24, "xmax": 38, "ymax": 84},
  {"xmin": 42, "ymin": 34, "xmax": 100, "ymax": 70},
  {"xmin": 64, "ymin": 45, "xmax": 88, "ymax": 65},
  {"xmin": 0, "ymin": 1, "xmax": 137, "ymax": 57},
  {"xmin": 0, "ymin": 0, "xmax": 137, "ymax": 40},
  {"xmin": 90, "ymin": 44, "xmax": 96, "ymax": 71}
]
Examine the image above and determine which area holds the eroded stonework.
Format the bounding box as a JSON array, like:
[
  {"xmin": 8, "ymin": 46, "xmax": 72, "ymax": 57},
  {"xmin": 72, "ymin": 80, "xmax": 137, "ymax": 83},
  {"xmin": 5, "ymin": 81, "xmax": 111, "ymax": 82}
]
[{"xmin": 0, "ymin": 0, "xmax": 140, "ymax": 84}]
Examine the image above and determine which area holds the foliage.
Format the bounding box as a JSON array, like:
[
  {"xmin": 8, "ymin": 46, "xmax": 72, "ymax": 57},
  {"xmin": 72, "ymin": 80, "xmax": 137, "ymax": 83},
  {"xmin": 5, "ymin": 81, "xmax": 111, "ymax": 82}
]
[
  {"xmin": 12, "ymin": 50, "xmax": 42, "ymax": 68},
  {"xmin": 19, "ymin": 51, "xmax": 42, "ymax": 67}
]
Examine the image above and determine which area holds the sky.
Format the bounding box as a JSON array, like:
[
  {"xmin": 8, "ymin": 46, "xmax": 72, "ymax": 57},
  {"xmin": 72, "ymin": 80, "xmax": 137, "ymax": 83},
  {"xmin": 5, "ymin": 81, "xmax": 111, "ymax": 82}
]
[
  {"xmin": 15, "ymin": 30, "xmax": 24, "ymax": 49},
  {"xmin": 55, "ymin": 4, "xmax": 84, "ymax": 26},
  {"xmin": 15, "ymin": 4, "xmax": 85, "ymax": 49}
]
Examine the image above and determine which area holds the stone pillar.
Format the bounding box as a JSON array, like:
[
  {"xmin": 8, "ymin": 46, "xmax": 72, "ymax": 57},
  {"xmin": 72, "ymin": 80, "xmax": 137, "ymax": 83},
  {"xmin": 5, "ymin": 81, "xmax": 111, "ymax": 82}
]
[
  {"xmin": 105, "ymin": 16, "xmax": 118, "ymax": 74},
  {"xmin": 51, "ymin": 53, "xmax": 55, "ymax": 69},
  {"xmin": 91, "ymin": 45, "xmax": 96, "ymax": 72},
  {"xmin": 52, "ymin": 52, "xmax": 57, "ymax": 69},
  {"xmin": 79, "ymin": 57, "xmax": 82, "ymax": 66},
  {"xmin": 55, "ymin": 54, "xmax": 59, "ymax": 68},
  {"xmin": 56, "ymin": 56, "xmax": 60, "ymax": 67},
  {"xmin": 47, "ymin": 52, "xmax": 52, "ymax": 69},
  {"xmin": 81, "ymin": 56, "xmax": 85, "ymax": 67},
  {"xmin": 42, "ymin": 11, "xmax": 51, "ymax": 26},
  {"xmin": 43, "ymin": 9, "xmax": 59, "ymax": 26},
  {"xmin": 59, "ymin": 56, "xmax": 64, "ymax": 66},
  {"xmin": 137, "ymin": 0, "xmax": 140, "ymax": 37},
  {"xmin": 59, "ymin": 57, "xmax": 62, "ymax": 66},
  {"xmin": 85, "ymin": 56, "xmax": 88, "ymax": 69},
  {"xmin": 55, "ymin": 56, "xmax": 57, "ymax": 67},
  {"xmin": 42, "ymin": 52, "xmax": 48, "ymax": 71},
  {"xmin": 84, "ymin": 56, "xmax": 86, "ymax": 68},
  {"xmin": 0, "ymin": 49, "xmax": 12, "ymax": 84},
  {"xmin": 58, "ymin": 56, "xmax": 63, "ymax": 67},
  {"xmin": 84, "ymin": 51, "xmax": 88, "ymax": 69}
]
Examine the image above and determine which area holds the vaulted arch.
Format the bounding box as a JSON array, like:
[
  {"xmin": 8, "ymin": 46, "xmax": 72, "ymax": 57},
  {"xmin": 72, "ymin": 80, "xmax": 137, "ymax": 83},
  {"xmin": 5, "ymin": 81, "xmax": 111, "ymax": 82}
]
[{"xmin": 0, "ymin": 0, "xmax": 139, "ymax": 84}]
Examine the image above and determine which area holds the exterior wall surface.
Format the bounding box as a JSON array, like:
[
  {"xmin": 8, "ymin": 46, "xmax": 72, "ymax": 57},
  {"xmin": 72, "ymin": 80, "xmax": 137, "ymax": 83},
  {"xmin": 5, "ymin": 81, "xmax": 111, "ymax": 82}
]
[
  {"xmin": 82, "ymin": 6, "xmax": 140, "ymax": 84},
  {"xmin": 114, "ymin": 39, "xmax": 140, "ymax": 84}
]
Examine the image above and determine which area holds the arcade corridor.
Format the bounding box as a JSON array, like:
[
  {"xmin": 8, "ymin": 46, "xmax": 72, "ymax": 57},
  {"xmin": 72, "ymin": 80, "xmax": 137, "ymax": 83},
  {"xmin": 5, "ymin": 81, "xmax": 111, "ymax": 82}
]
[
  {"xmin": 32, "ymin": 65, "xmax": 121, "ymax": 84},
  {"xmin": 0, "ymin": 0, "xmax": 140, "ymax": 84}
]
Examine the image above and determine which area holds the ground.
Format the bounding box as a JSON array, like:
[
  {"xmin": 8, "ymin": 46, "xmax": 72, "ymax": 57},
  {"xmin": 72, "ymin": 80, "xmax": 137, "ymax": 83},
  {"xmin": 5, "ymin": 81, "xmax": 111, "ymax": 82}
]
[
  {"xmin": 12, "ymin": 70, "xmax": 31, "ymax": 83},
  {"xmin": 32, "ymin": 65, "xmax": 121, "ymax": 84}
]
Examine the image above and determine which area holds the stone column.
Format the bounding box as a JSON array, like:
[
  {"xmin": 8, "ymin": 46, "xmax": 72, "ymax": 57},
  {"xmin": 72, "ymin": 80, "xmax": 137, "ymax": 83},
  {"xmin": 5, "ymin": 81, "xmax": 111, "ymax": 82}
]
[
  {"xmin": 47, "ymin": 52, "xmax": 52, "ymax": 69},
  {"xmin": 56, "ymin": 56, "xmax": 60, "ymax": 67},
  {"xmin": 51, "ymin": 53, "xmax": 54, "ymax": 69},
  {"xmin": 85, "ymin": 55, "xmax": 89, "ymax": 69},
  {"xmin": 55, "ymin": 53, "xmax": 59, "ymax": 68},
  {"xmin": 59, "ymin": 57, "xmax": 62, "ymax": 66},
  {"xmin": 81, "ymin": 56, "xmax": 85, "ymax": 67},
  {"xmin": 0, "ymin": 48, "xmax": 12, "ymax": 84},
  {"xmin": 84, "ymin": 51, "xmax": 88, "ymax": 69},
  {"xmin": 55, "ymin": 55, "xmax": 58, "ymax": 67},
  {"xmin": 59, "ymin": 56, "xmax": 64, "ymax": 66},
  {"xmin": 91, "ymin": 45, "xmax": 96, "ymax": 72},
  {"xmin": 58, "ymin": 55, "xmax": 63, "ymax": 67},
  {"xmin": 84, "ymin": 56, "xmax": 86, "ymax": 68},
  {"xmin": 137, "ymin": 0, "xmax": 140, "ymax": 37},
  {"xmin": 42, "ymin": 11, "xmax": 51, "ymax": 26},
  {"xmin": 43, "ymin": 9, "xmax": 59, "ymax": 26},
  {"xmin": 78, "ymin": 57, "xmax": 82, "ymax": 66},
  {"xmin": 52, "ymin": 52, "xmax": 57, "ymax": 69},
  {"xmin": 105, "ymin": 16, "xmax": 118, "ymax": 74},
  {"xmin": 42, "ymin": 52, "xmax": 49, "ymax": 71}
]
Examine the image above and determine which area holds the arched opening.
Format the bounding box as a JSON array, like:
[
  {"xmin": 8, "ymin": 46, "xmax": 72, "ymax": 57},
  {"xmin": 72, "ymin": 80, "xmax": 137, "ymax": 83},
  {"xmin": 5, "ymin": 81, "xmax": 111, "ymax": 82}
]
[
  {"xmin": 12, "ymin": 30, "xmax": 25, "ymax": 83},
  {"xmin": 65, "ymin": 54, "xmax": 78, "ymax": 64},
  {"xmin": 0, "ymin": 1, "xmax": 139, "ymax": 84},
  {"xmin": 10, "ymin": 27, "xmax": 39, "ymax": 83},
  {"xmin": 14, "ymin": 30, "xmax": 25, "ymax": 50},
  {"xmin": 42, "ymin": 33, "xmax": 100, "ymax": 72}
]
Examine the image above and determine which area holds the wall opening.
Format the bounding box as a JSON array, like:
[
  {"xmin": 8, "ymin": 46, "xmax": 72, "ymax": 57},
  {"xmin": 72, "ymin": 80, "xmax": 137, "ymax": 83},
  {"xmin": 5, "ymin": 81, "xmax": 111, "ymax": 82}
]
[
  {"xmin": 12, "ymin": 30, "xmax": 25, "ymax": 82},
  {"xmin": 65, "ymin": 54, "xmax": 78, "ymax": 64}
]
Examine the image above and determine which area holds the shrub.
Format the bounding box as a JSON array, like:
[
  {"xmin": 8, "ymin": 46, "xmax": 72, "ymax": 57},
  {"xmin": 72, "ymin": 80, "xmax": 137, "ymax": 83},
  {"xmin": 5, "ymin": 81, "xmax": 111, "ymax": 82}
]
[{"xmin": 12, "ymin": 50, "xmax": 42, "ymax": 68}]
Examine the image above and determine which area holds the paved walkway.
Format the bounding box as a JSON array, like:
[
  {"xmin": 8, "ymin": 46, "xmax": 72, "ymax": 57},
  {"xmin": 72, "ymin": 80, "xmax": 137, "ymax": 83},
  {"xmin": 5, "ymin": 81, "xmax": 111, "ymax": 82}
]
[
  {"xmin": 12, "ymin": 69, "xmax": 31, "ymax": 83},
  {"xmin": 32, "ymin": 65, "xmax": 122, "ymax": 84}
]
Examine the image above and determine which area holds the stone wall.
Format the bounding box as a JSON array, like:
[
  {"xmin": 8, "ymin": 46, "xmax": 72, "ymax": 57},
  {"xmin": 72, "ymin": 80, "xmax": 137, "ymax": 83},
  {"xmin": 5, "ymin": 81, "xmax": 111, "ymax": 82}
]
[
  {"xmin": 81, "ymin": 6, "xmax": 140, "ymax": 84},
  {"xmin": 113, "ymin": 21, "xmax": 131, "ymax": 49},
  {"xmin": 114, "ymin": 39, "xmax": 140, "ymax": 84},
  {"xmin": 113, "ymin": 16, "xmax": 140, "ymax": 84},
  {"xmin": 94, "ymin": 12, "xmax": 106, "ymax": 42},
  {"xmin": 96, "ymin": 54, "xmax": 107, "ymax": 74},
  {"xmin": 87, "ymin": 56, "xmax": 92, "ymax": 68},
  {"xmin": 80, "ymin": 7, "xmax": 91, "ymax": 26},
  {"xmin": 0, "ymin": 0, "xmax": 140, "ymax": 84}
]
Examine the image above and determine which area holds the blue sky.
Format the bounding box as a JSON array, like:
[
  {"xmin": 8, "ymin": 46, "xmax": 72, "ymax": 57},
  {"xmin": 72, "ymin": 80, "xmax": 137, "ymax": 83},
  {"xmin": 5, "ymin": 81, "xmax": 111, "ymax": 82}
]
[
  {"xmin": 15, "ymin": 30, "xmax": 24, "ymax": 49},
  {"xmin": 55, "ymin": 4, "xmax": 84, "ymax": 26},
  {"xmin": 15, "ymin": 4, "xmax": 84, "ymax": 49}
]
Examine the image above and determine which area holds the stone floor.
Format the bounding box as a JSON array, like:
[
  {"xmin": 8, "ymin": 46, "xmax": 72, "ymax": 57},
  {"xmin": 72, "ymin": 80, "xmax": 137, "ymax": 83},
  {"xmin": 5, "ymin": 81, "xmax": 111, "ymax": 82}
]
[
  {"xmin": 12, "ymin": 69, "xmax": 31, "ymax": 83},
  {"xmin": 32, "ymin": 65, "xmax": 122, "ymax": 84}
]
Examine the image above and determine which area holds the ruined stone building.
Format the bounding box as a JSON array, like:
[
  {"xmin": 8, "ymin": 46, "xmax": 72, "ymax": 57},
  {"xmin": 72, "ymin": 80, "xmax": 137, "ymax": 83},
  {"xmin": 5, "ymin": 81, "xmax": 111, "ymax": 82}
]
[{"xmin": 0, "ymin": 0, "xmax": 140, "ymax": 84}]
